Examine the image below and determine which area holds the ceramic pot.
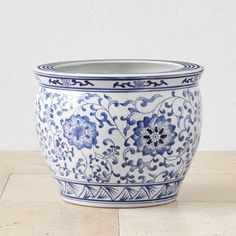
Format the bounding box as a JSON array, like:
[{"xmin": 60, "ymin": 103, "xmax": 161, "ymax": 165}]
[{"xmin": 35, "ymin": 59, "xmax": 203, "ymax": 207}]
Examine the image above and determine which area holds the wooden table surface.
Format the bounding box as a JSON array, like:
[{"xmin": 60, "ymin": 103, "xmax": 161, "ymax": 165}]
[{"xmin": 0, "ymin": 151, "xmax": 236, "ymax": 236}]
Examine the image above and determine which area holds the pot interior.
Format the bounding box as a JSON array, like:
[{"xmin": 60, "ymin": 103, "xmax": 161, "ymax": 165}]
[{"xmin": 53, "ymin": 60, "xmax": 184, "ymax": 75}]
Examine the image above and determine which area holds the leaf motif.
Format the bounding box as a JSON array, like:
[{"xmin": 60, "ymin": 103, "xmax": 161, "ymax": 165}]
[
  {"xmin": 108, "ymin": 127, "xmax": 117, "ymax": 134},
  {"xmin": 104, "ymin": 94, "xmax": 112, "ymax": 102},
  {"xmin": 120, "ymin": 100, "xmax": 135, "ymax": 106},
  {"xmin": 164, "ymin": 101, "xmax": 172, "ymax": 108}
]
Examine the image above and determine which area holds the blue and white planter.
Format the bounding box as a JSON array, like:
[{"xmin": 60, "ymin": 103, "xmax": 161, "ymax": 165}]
[{"xmin": 35, "ymin": 59, "xmax": 204, "ymax": 207}]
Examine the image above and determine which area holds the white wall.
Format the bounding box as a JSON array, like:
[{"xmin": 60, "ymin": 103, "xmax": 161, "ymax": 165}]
[{"xmin": 0, "ymin": 0, "xmax": 235, "ymax": 150}]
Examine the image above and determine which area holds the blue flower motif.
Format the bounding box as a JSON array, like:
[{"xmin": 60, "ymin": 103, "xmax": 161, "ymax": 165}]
[
  {"xmin": 133, "ymin": 80, "xmax": 146, "ymax": 88},
  {"xmin": 63, "ymin": 115, "xmax": 98, "ymax": 150},
  {"xmin": 61, "ymin": 79, "xmax": 71, "ymax": 87},
  {"xmin": 132, "ymin": 115, "xmax": 177, "ymax": 156}
]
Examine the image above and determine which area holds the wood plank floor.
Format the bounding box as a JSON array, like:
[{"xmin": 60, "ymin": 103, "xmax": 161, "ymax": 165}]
[{"xmin": 0, "ymin": 151, "xmax": 235, "ymax": 236}]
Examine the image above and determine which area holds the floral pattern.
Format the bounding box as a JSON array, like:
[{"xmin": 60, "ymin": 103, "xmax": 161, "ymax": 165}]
[
  {"xmin": 132, "ymin": 115, "xmax": 177, "ymax": 157},
  {"xmin": 63, "ymin": 115, "xmax": 98, "ymax": 150},
  {"xmin": 35, "ymin": 86, "xmax": 201, "ymax": 204}
]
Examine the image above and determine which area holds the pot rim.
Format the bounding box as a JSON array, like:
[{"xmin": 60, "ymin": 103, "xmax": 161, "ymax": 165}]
[{"xmin": 34, "ymin": 59, "xmax": 204, "ymax": 79}]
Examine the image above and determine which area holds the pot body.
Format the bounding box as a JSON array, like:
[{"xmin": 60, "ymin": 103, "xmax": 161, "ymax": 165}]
[{"xmin": 35, "ymin": 60, "xmax": 202, "ymax": 207}]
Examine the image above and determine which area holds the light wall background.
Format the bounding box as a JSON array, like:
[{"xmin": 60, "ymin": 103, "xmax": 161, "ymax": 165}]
[{"xmin": 0, "ymin": 0, "xmax": 235, "ymax": 150}]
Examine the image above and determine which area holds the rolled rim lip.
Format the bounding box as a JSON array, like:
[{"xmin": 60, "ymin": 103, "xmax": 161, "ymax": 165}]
[{"xmin": 34, "ymin": 59, "xmax": 204, "ymax": 79}]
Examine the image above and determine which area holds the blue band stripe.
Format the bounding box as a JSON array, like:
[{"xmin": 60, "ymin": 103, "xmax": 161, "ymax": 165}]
[
  {"xmin": 54, "ymin": 176, "xmax": 184, "ymax": 186},
  {"xmin": 35, "ymin": 71, "xmax": 203, "ymax": 81},
  {"xmin": 60, "ymin": 193, "xmax": 177, "ymax": 204},
  {"xmin": 39, "ymin": 83, "xmax": 199, "ymax": 92}
]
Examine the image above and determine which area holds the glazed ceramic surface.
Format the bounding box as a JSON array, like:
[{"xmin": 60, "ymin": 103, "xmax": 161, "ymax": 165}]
[{"xmin": 35, "ymin": 60, "xmax": 204, "ymax": 207}]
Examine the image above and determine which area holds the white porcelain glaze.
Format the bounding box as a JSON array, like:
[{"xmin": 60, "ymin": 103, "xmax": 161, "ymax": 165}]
[{"xmin": 35, "ymin": 59, "xmax": 203, "ymax": 207}]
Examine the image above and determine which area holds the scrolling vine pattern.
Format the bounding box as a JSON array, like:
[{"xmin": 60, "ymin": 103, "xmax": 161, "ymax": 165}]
[
  {"xmin": 113, "ymin": 80, "xmax": 168, "ymax": 88},
  {"xmin": 35, "ymin": 87, "xmax": 201, "ymax": 185},
  {"xmin": 49, "ymin": 78, "xmax": 94, "ymax": 87}
]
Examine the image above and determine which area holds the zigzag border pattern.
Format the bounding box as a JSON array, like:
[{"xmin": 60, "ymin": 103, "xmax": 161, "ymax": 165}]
[{"xmin": 55, "ymin": 178, "xmax": 182, "ymax": 203}]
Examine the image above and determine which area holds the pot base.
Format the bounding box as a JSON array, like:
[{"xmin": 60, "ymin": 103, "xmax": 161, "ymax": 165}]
[{"xmin": 60, "ymin": 195, "xmax": 177, "ymax": 208}]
